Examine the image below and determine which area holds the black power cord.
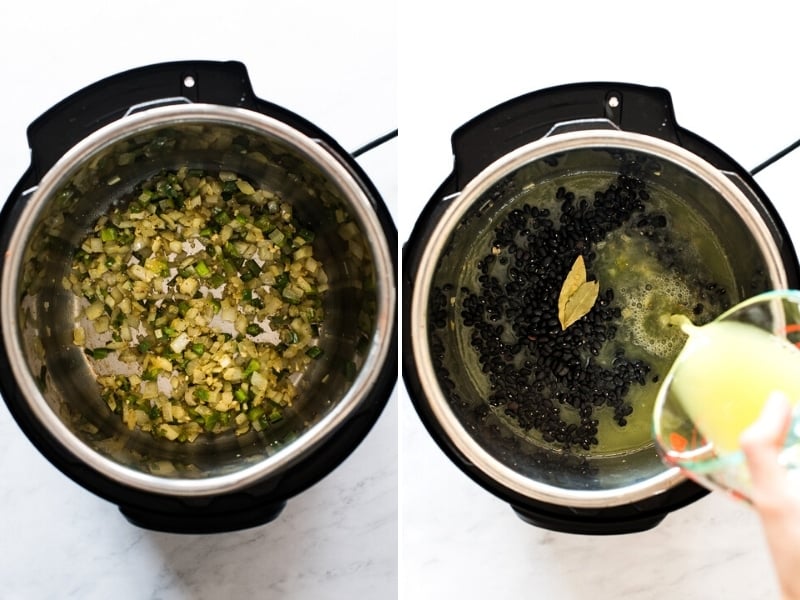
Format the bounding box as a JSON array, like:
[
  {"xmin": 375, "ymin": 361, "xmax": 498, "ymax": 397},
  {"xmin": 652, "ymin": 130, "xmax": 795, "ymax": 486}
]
[
  {"xmin": 351, "ymin": 129, "xmax": 398, "ymax": 158},
  {"xmin": 751, "ymin": 136, "xmax": 800, "ymax": 176}
]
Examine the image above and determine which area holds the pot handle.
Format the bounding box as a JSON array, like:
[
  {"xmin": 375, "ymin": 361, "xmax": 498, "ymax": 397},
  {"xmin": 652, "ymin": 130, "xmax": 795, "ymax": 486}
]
[
  {"xmin": 26, "ymin": 60, "xmax": 262, "ymax": 180},
  {"xmin": 450, "ymin": 82, "xmax": 681, "ymax": 190},
  {"xmin": 511, "ymin": 505, "xmax": 667, "ymax": 535},
  {"xmin": 509, "ymin": 478, "xmax": 708, "ymax": 535},
  {"xmin": 118, "ymin": 499, "xmax": 287, "ymax": 535}
]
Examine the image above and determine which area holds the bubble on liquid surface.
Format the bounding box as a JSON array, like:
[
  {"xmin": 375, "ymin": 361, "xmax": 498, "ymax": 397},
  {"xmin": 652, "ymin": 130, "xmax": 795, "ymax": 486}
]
[{"xmin": 624, "ymin": 271, "xmax": 696, "ymax": 359}]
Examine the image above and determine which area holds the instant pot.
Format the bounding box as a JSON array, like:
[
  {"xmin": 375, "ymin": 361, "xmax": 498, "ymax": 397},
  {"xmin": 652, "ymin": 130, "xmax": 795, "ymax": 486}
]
[
  {"xmin": 403, "ymin": 82, "xmax": 800, "ymax": 534},
  {"xmin": 0, "ymin": 61, "xmax": 397, "ymax": 533}
]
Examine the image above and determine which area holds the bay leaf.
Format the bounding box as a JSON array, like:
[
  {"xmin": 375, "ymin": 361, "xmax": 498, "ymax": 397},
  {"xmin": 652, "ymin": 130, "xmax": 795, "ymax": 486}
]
[
  {"xmin": 561, "ymin": 280, "xmax": 600, "ymax": 330},
  {"xmin": 557, "ymin": 255, "xmax": 600, "ymax": 330},
  {"xmin": 557, "ymin": 255, "xmax": 587, "ymax": 326}
]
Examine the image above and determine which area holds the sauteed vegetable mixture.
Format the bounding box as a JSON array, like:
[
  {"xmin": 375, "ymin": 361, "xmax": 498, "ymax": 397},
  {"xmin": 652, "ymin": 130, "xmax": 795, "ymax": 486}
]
[{"xmin": 66, "ymin": 168, "xmax": 329, "ymax": 442}]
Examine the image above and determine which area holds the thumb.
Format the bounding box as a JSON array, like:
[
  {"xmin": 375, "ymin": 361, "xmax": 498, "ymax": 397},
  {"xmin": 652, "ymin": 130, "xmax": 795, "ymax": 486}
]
[{"xmin": 740, "ymin": 392, "xmax": 793, "ymax": 509}]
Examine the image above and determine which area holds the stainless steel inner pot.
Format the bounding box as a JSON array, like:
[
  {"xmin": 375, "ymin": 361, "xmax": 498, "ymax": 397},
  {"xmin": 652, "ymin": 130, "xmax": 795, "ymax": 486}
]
[
  {"xmin": 2, "ymin": 103, "xmax": 395, "ymax": 497},
  {"xmin": 409, "ymin": 128, "xmax": 788, "ymax": 508}
]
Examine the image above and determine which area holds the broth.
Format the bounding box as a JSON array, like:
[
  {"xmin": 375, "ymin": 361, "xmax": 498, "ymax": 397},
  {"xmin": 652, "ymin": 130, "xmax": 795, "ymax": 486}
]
[{"xmin": 441, "ymin": 168, "xmax": 738, "ymax": 457}]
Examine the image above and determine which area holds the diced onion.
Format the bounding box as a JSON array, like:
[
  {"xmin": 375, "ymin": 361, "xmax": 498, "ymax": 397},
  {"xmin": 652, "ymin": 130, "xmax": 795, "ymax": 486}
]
[{"xmin": 67, "ymin": 169, "xmax": 340, "ymax": 443}]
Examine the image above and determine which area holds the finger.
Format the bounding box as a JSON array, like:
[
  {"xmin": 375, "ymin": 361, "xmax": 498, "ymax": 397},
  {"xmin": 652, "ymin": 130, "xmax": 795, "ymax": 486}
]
[{"xmin": 740, "ymin": 392, "xmax": 793, "ymax": 504}]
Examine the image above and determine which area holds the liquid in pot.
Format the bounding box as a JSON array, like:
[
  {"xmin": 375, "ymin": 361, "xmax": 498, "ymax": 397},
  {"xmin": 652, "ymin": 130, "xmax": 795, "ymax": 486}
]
[{"xmin": 429, "ymin": 155, "xmax": 755, "ymax": 469}]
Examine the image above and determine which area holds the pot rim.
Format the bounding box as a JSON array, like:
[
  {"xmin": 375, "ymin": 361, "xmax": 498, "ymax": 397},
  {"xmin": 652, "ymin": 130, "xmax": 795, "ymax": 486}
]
[
  {"xmin": 409, "ymin": 128, "xmax": 787, "ymax": 507},
  {"xmin": 2, "ymin": 103, "xmax": 396, "ymax": 497}
]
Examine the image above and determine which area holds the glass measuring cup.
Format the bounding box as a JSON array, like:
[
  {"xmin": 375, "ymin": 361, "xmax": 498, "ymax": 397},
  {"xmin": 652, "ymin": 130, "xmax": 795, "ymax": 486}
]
[{"xmin": 652, "ymin": 290, "xmax": 800, "ymax": 500}]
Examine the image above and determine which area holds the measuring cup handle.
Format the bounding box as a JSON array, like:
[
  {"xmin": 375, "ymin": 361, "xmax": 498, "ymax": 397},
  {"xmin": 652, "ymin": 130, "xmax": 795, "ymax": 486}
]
[{"xmin": 25, "ymin": 60, "xmax": 260, "ymax": 179}]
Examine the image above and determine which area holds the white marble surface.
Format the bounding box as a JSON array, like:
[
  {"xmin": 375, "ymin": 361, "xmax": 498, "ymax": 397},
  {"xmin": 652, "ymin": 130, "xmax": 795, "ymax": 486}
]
[
  {"xmin": 0, "ymin": 2, "xmax": 397, "ymax": 599},
  {"xmin": 5, "ymin": 1, "xmax": 800, "ymax": 599},
  {"xmin": 398, "ymin": 2, "xmax": 800, "ymax": 599}
]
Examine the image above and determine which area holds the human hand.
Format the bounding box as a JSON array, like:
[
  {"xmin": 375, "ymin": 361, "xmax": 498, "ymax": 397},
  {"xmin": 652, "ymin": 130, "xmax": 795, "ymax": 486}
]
[{"xmin": 740, "ymin": 394, "xmax": 800, "ymax": 600}]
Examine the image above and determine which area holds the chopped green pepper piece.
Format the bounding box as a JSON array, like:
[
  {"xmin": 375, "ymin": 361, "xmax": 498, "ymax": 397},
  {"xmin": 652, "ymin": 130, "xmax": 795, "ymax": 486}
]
[
  {"xmin": 305, "ymin": 346, "xmax": 324, "ymax": 359},
  {"xmin": 281, "ymin": 329, "xmax": 299, "ymax": 345},
  {"xmin": 247, "ymin": 407, "xmax": 265, "ymax": 422},
  {"xmin": 214, "ymin": 210, "xmax": 232, "ymax": 226},
  {"xmin": 203, "ymin": 412, "xmax": 219, "ymax": 432},
  {"xmin": 246, "ymin": 323, "xmax": 263, "ymax": 336},
  {"xmin": 254, "ymin": 214, "xmax": 274, "ymax": 232},
  {"xmin": 222, "ymin": 180, "xmax": 239, "ymax": 195},
  {"xmin": 244, "ymin": 359, "xmax": 260, "ymax": 377},
  {"xmin": 195, "ymin": 260, "xmax": 211, "ymax": 278},
  {"xmin": 208, "ymin": 273, "xmax": 226, "ymax": 289},
  {"xmin": 274, "ymin": 273, "xmax": 289, "ymax": 291},
  {"xmin": 100, "ymin": 227, "xmax": 118, "ymax": 242}
]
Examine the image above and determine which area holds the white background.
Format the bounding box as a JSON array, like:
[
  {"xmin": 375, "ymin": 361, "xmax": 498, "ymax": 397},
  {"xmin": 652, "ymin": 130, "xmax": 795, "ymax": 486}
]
[
  {"xmin": 2, "ymin": 1, "xmax": 800, "ymax": 599},
  {"xmin": 0, "ymin": 2, "xmax": 396, "ymax": 599},
  {"xmin": 398, "ymin": 2, "xmax": 800, "ymax": 600}
]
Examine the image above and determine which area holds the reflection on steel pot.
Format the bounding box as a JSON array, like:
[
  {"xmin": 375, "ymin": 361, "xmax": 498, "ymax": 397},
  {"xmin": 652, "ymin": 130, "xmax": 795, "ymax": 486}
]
[
  {"xmin": 0, "ymin": 61, "xmax": 397, "ymax": 533},
  {"xmin": 402, "ymin": 83, "xmax": 800, "ymax": 534}
]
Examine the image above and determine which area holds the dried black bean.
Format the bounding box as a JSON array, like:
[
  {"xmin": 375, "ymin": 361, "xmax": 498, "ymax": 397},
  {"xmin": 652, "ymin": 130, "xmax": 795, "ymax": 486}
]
[{"xmin": 447, "ymin": 163, "xmax": 729, "ymax": 453}]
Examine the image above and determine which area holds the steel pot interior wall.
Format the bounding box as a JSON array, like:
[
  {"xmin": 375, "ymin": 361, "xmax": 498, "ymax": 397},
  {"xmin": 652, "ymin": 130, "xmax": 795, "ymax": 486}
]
[
  {"xmin": 410, "ymin": 133, "xmax": 788, "ymax": 508},
  {"xmin": 2, "ymin": 105, "xmax": 395, "ymax": 496}
]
